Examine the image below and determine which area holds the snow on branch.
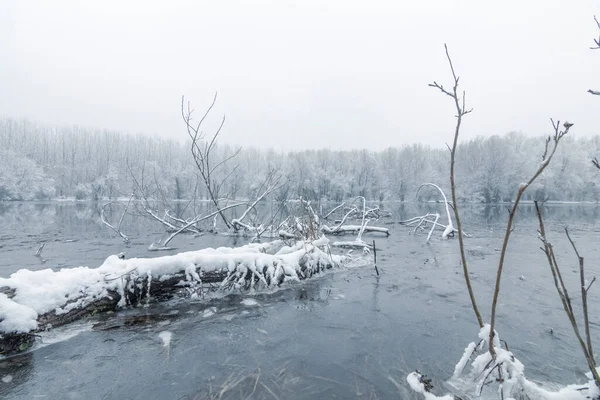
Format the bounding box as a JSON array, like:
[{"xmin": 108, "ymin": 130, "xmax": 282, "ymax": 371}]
[
  {"xmin": 408, "ymin": 326, "xmax": 600, "ymax": 400},
  {"xmin": 321, "ymin": 197, "xmax": 390, "ymax": 238},
  {"xmin": 417, "ymin": 183, "xmax": 457, "ymax": 239}
]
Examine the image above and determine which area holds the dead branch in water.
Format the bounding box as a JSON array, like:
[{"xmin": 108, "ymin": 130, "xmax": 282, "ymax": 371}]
[
  {"xmin": 321, "ymin": 197, "xmax": 390, "ymax": 238},
  {"xmin": 100, "ymin": 193, "xmax": 135, "ymax": 244},
  {"xmin": 415, "ymin": 183, "xmax": 459, "ymax": 240}
]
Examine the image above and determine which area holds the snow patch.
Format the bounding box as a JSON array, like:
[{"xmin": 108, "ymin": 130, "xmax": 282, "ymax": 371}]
[
  {"xmin": 241, "ymin": 298, "xmax": 259, "ymax": 307},
  {"xmin": 158, "ymin": 331, "xmax": 172, "ymax": 347},
  {"xmin": 407, "ymin": 372, "xmax": 453, "ymax": 400},
  {"xmin": 0, "ymin": 293, "xmax": 39, "ymax": 333},
  {"xmin": 202, "ymin": 307, "xmax": 217, "ymax": 318}
]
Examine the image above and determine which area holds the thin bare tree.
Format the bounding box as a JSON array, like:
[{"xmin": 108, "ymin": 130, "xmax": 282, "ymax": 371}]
[
  {"xmin": 488, "ymin": 120, "xmax": 571, "ymax": 357},
  {"xmin": 429, "ymin": 44, "xmax": 573, "ymax": 358},
  {"xmin": 535, "ymin": 202, "xmax": 600, "ymax": 388},
  {"xmin": 429, "ymin": 44, "xmax": 483, "ymax": 329}
]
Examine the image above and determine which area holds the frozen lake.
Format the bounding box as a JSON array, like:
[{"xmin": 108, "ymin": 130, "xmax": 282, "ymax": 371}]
[{"xmin": 1, "ymin": 202, "xmax": 600, "ymax": 399}]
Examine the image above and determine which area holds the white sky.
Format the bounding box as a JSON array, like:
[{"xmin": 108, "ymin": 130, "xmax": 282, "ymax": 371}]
[{"xmin": 0, "ymin": 0, "xmax": 598, "ymax": 150}]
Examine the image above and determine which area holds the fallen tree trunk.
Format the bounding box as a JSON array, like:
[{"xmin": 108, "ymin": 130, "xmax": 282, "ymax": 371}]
[{"xmin": 0, "ymin": 237, "xmax": 347, "ymax": 356}]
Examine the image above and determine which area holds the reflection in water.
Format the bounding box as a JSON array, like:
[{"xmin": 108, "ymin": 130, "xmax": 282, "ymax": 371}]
[
  {"xmin": 0, "ymin": 353, "xmax": 33, "ymax": 398},
  {"xmin": 0, "ymin": 202, "xmax": 600, "ymax": 398}
]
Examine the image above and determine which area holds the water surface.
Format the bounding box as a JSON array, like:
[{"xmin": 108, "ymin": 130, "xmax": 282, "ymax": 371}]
[{"xmin": 1, "ymin": 202, "xmax": 600, "ymax": 399}]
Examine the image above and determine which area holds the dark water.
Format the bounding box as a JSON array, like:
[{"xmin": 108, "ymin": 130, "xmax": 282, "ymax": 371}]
[{"xmin": 1, "ymin": 201, "xmax": 600, "ymax": 399}]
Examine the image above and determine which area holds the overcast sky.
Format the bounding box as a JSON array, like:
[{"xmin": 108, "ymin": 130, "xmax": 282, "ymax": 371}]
[{"xmin": 0, "ymin": 0, "xmax": 598, "ymax": 150}]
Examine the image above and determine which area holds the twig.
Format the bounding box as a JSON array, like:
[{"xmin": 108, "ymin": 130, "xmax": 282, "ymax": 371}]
[
  {"xmin": 34, "ymin": 243, "xmax": 45, "ymax": 257},
  {"xmin": 565, "ymin": 227, "xmax": 596, "ymax": 367},
  {"xmin": 373, "ymin": 239, "xmax": 379, "ymax": 276}
]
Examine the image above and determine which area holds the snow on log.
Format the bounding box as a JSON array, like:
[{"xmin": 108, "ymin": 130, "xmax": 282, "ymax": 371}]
[
  {"xmin": 321, "ymin": 225, "xmax": 390, "ymax": 236},
  {"xmin": 0, "ymin": 237, "xmax": 348, "ymax": 356}
]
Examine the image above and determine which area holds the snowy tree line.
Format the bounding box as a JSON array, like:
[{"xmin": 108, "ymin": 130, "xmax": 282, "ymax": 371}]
[{"xmin": 0, "ymin": 118, "xmax": 599, "ymax": 202}]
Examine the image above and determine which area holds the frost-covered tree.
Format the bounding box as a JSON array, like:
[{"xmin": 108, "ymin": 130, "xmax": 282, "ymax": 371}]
[
  {"xmin": 1, "ymin": 117, "xmax": 600, "ymax": 203},
  {"xmin": 0, "ymin": 150, "xmax": 55, "ymax": 200}
]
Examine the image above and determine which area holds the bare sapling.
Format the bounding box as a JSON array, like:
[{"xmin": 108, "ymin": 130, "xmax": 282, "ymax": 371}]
[
  {"xmin": 408, "ymin": 44, "xmax": 582, "ymax": 400},
  {"xmin": 488, "ymin": 119, "xmax": 571, "ymax": 357},
  {"xmin": 535, "ymin": 202, "xmax": 600, "ymax": 389},
  {"xmin": 428, "ymin": 43, "xmax": 483, "ymax": 329}
]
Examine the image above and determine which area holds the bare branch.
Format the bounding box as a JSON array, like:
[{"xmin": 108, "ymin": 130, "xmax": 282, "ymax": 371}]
[
  {"xmin": 231, "ymin": 172, "xmax": 283, "ymax": 233},
  {"xmin": 100, "ymin": 202, "xmax": 131, "ymax": 245},
  {"xmin": 589, "ymin": 17, "xmax": 599, "ymax": 95},
  {"xmin": 489, "ymin": 119, "xmax": 572, "ymax": 357},
  {"xmin": 535, "ymin": 202, "xmax": 600, "ymax": 387},
  {"xmin": 592, "ymin": 15, "xmax": 600, "ymax": 49},
  {"xmin": 586, "ymin": 277, "xmax": 596, "ymax": 293},
  {"xmin": 564, "ymin": 227, "xmax": 581, "ymax": 260},
  {"xmin": 565, "ymin": 227, "xmax": 595, "ymax": 367}
]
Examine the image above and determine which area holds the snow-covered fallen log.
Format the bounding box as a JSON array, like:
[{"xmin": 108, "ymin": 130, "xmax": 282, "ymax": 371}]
[
  {"xmin": 321, "ymin": 225, "xmax": 390, "ymax": 236},
  {"xmin": 0, "ymin": 237, "xmax": 348, "ymax": 356}
]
